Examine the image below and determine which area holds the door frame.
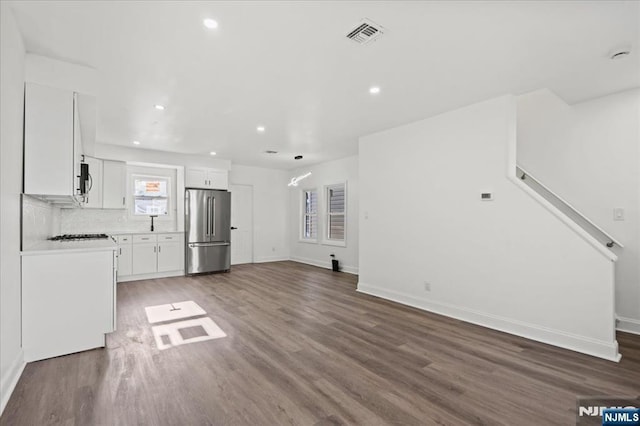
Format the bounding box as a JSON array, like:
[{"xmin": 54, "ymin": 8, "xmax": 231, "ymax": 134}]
[{"xmin": 229, "ymin": 183, "xmax": 254, "ymax": 265}]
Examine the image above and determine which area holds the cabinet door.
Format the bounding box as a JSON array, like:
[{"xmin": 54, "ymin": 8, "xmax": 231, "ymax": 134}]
[
  {"xmin": 22, "ymin": 250, "xmax": 114, "ymax": 362},
  {"xmin": 157, "ymin": 242, "xmax": 184, "ymax": 272},
  {"xmin": 84, "ymin": 156, "xmax": 103, "ymax": 208},
  {"xmin": 103, "ymin": 160, "xmax": 127, "ymax": 209},
  {"xmin": 207, "ymin": 169, "xmax": 229, "ymax": 190},
  {"xmin": 185, "ymin": 168, "xmax": 208, "ymax": 189},
  {"xmin": 132, "ymin": 243, "xmax": 157, "ymax": 274},
  {"xmin": 24, "ymin": 83, "xmax": 74, "ymax": 196},
  {"xmin": 117, "ymin": 244, "xmax": 133, "ymax": 278}
]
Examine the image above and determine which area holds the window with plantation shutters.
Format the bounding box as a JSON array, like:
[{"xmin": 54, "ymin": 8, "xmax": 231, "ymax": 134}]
[
  {"xmin": 326, "ymin": 183, "xmax": 346, "ymax": 243},
  {"xmin": 301, "ymin": 189, "xmax": 318, "ymax": 241}
]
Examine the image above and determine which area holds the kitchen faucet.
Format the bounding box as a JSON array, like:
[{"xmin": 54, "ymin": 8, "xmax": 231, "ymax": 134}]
[{"xmin": 149, "ymin": 215, "xmax": 158, "ymax": 232}]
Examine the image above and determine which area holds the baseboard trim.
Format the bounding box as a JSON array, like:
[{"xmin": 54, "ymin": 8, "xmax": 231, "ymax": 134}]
[
  {"xmin": 617, "ymin": 316, "xmax": 640, "ymax": 335},
  {"xmin": 0, "ymin": 349, "xmax": 26, "ymax": 416},
  {"xmin": 290, "ymin": 256, "xmax": 358, "ymax": 275},
  {"xmin": 357, "ymin": 282, "xmax": 620, "ymax": 362},
  {"xmin": 253, "ymin": 256, "xmax": 290, "ymax": 264},
  {"xmin": 118, "ymin": 270, "xmax": 184, "ymax": 283}
]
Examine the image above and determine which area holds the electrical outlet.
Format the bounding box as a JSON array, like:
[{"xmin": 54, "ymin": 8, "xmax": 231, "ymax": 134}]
[{"xmin": 423, "ymin": 281, "xmax": 431, "ymax": 292}]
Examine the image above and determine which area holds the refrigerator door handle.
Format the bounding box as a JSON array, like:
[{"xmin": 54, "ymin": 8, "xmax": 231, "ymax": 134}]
[
  {"xmin": 188, "ymin": 242, "xmax": 230, "ymax": 248},
  {"xmin": 205, "ymin": 196, "xmax": 210, "ymax": 237},
  {"xmin": 212, "ymin": 197, "xmax": 216, "ymax": 238},
  {"xmin": 185, "ymin": 191, "xmax": 190, "ymax": 234},
  {"xmin": 207, "ymin": 197, "xmax": 215, "ymax": 237}
]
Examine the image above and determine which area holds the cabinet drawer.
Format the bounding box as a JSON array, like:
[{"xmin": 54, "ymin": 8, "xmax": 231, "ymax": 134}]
[
  {"xmin": 158, "ymin": 233, "xmax": 184, "ymax": 243},
  {"xmin": 133, "ymin": 234, "xmax": 157, "ymax": 244},
  {"xmin": 115, "ymin": 235, "xmax": 132, "ymax": 244}
]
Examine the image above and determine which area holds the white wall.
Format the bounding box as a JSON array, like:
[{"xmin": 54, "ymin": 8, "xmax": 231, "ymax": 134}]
[
  {"xmin": 288, "ymin": 156, "xmax": 359, "ymax": 273},
  {"xmin": 0, "ymin": 3, "xmax": 26, "ymax": 413},
  {"xmin": 25, "ymin": 53, "xmax": 97, "ymax": 96},
  {"xmin": 229, "ymin": 165, "xmax": 290, "ymax": 263},
  {"xmin": 517, "ymin": 88, "xmax": 640, "ymax": 334},
  {"xmin": 358, "ymin": 95, "xmax": 619, "ymax": 361},
  {"xmin": 94, "ymin": 143, "xmax": 231, "ymax": 170}
]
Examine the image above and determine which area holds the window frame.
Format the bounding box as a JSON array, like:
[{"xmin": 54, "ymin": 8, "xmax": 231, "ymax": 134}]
[
  {"xmin": 130, "ymin": 173, "xmax": 173, "ymax": 220},
  {"xmin": 323, "ymin": 182, "xmax": 347, "ymax": 247},
  {"xmin": 300, "ymin": 187, "xmax": 319, "ymax": 243}
]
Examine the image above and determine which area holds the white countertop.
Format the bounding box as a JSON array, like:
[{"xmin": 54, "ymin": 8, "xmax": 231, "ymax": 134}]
[
  {"xmin": 109, "ymin": 231, "xmax": 184, "ymax": 236},
  {"xmin": 21, "ymin": 238, "xmax": 118, "ymax": 256}
]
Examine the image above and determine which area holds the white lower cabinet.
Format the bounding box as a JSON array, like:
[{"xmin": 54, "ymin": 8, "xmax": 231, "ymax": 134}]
[
  {"xmin": 115, "ymin": 235, "xmax": 132, "ymax": 277},
  {"xmin": 132, "ymin": 242, "xmax": 157, "ymax": 275},
  {"xmin": 157, "ymin": 241, "xmax": 183, "ymax": 272},
  {"xmin": 115, "ymin": 233, "xmax": 184, "ymax": 281},
  {"xmin": 117, "ymin": 244, "xmax": 132, "ymax": 277},
  {"xmin": 22, "ymin": 248, "xmax": 116, "ymax": 362}
]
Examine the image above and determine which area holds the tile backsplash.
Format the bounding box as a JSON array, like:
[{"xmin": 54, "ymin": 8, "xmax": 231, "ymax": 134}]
[
  {"xmin": 22, "ymin": 195, "xmax": 61, "ymax": 249},
  {"xmin": 60, "ymin": 208, "xmax": 177, "ymax": 234}
]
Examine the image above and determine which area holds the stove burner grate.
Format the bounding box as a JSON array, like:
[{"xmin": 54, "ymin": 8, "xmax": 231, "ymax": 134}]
[{"xmin": 49, "ymin": 233, "xmax": 110, "ymax": 241}]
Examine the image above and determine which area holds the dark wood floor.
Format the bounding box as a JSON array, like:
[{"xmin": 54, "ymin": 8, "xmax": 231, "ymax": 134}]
[{"xmin": 2, "ymin": 261, "xmax": 639, "ymax": 425}]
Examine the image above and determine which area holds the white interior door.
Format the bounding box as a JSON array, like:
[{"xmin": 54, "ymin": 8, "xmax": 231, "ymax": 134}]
[{"xmin": 230, "ymin": 184, "xmax": 253, "ymax": 265}]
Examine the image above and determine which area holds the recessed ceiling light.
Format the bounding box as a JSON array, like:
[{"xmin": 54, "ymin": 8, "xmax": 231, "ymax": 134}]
[
  {"xmin": 209, "ymin": 151, "xmax": 217, "ymax": 156},
  {"xmin": 133, "ymin": 140, "xmax": 141, "ymax": 145},
  {"xmin": 203, "ymin": 18, "xmax": 218, "ymax": 29},
  {"xmin": 369, "ymin": 86, "xmax": 381, "ymax": 94},
  {"xmin": 256, "ymin": 126, "xmax": 265, "ymax": 133},
  {"xmin": 154, "ymin": 104, "xmax": 165, "ymax": 110}
]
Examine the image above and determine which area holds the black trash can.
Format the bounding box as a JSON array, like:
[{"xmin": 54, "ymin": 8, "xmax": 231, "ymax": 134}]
[{"xmin": 331, "ymin": 259, "xmax": 339, "ymax": 272}]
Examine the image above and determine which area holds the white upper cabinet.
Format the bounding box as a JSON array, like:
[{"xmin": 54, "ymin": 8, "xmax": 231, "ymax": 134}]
[
  {"xmin": 185, "ymin": 168, "xmax": 207, "ymax": 188},
  {"xmin": 24, "ymin": 83, "xmax": 75, "ymax": 197},
  {"xmin": 79, "ymin": 157, "xmax": 127, "ymax": 210},
  {"xmin": 103, "ymin": 160, "xmax": 127, "ymax": 209},
  {"xmin": 185, "ymin": 167, "xmax": 228, "ymax": 190},
  {"xmin": 83, "ymin": 156, "xmax": 103, "ymax": 209},
  {"xmin": 24, "ymin": 83, "xmax": 96, "ymax": 206}
]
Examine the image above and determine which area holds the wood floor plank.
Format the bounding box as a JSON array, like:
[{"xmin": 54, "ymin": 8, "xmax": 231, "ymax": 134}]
[{"xmin": 2, "ymin": 261, "xmax": 639, "ymax": 425}]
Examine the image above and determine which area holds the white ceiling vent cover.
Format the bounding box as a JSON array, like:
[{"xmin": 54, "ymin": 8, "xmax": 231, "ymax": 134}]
[{"xmin": 346, "ymin": 19, "xmax": 385, "ymax": 45}]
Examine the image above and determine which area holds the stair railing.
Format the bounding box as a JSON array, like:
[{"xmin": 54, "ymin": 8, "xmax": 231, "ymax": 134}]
[{"xmin": 516, "ymin": 166, "xmax": 623, "ymax": 249}]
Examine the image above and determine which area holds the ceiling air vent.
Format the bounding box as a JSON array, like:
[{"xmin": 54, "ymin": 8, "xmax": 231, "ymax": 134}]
[{"xmin": 346, "ymin": 19, "xmax": 385, "ymax": 45}]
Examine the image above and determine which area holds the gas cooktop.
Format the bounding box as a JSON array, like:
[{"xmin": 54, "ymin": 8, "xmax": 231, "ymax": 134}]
[{"xmin": 48, "ymin": 233, "xmax": 110, "ymax": 241}]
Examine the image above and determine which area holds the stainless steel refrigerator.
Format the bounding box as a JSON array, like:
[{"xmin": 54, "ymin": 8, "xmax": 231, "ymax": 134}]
[{"xmin": 185, "ymin": 188, "xmax": 231, "ymax": 274}]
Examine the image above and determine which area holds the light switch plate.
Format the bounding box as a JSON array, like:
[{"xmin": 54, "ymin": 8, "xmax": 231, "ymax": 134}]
[
  {"xmin": 481, "ymin": 192, "xmax": 493, "ymax": 201},
  {"xmin": 613, "ymin": 208, "xmax": 625, "ymax": 221}
]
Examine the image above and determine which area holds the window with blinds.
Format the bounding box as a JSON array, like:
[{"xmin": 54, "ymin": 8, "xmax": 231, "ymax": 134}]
[
  {"xmin": 132, "ymin": 176, "xmax": 170, "ymax": 216},
  {"xmin": 326, "ymin": 183, "xmax": 346, "ymax": 242},
  {"xmin": 302, "ymin": 189, "xmax": 318, "ymax": 240}
]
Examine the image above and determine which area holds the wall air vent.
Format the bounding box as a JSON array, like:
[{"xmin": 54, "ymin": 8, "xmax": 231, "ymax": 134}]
[{"xmin": 346, "ymin": 19, "xmax": 385, "ymax": 45}]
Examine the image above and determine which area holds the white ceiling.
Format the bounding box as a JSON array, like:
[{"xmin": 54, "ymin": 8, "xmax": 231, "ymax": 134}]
[{"xmin": 9, "ymin": 1, "xmax": 640, "ymax": 169}]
